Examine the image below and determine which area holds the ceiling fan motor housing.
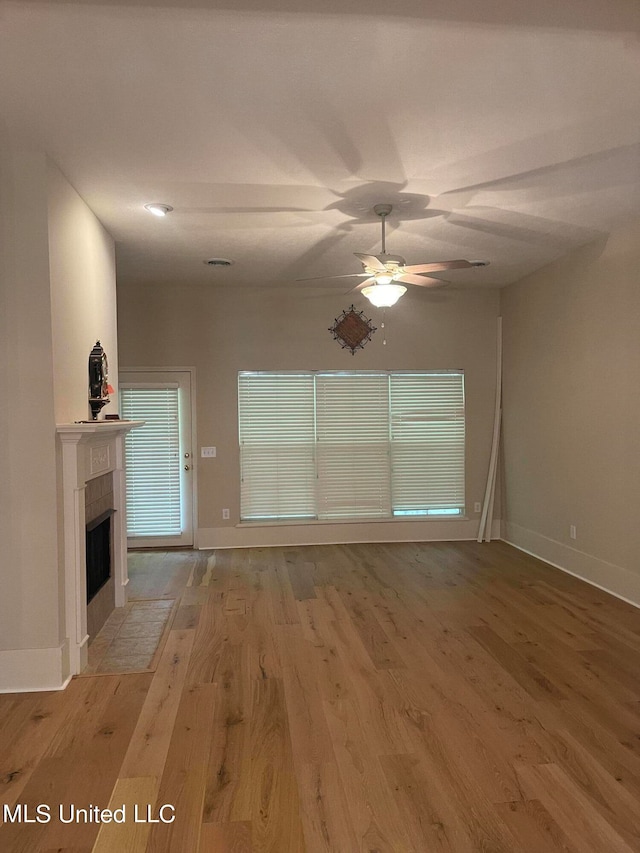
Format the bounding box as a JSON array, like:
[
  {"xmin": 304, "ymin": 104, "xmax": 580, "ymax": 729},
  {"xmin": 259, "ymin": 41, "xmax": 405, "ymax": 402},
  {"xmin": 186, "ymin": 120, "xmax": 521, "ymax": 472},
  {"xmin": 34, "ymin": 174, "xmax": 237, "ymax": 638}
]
[{"xmin": 376, "ymin": 253, "xmax": 405, "ymax": 267}]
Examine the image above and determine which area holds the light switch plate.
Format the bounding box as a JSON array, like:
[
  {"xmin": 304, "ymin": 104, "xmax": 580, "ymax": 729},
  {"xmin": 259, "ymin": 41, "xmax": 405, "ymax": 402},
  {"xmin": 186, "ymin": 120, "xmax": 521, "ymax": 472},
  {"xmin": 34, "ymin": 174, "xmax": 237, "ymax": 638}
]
[{"xmin": 201, "ymin": 446, "xmax": 216, "ymax": 458}]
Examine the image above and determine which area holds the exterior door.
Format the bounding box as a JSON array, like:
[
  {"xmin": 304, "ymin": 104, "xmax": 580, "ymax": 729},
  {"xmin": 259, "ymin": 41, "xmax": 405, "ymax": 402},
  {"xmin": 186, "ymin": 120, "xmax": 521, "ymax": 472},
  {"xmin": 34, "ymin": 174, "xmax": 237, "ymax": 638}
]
[{"xmin": 120, "ymin": 369, "xmax": 194, "ymax": 548}]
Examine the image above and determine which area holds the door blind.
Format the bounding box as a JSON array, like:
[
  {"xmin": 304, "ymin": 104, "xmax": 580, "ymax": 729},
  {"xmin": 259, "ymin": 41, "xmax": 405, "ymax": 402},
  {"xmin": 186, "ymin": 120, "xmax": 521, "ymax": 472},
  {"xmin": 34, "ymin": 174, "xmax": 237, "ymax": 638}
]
[{"xmin": 121, "ymin": 386, "xmax": 182, "ymax": 537}]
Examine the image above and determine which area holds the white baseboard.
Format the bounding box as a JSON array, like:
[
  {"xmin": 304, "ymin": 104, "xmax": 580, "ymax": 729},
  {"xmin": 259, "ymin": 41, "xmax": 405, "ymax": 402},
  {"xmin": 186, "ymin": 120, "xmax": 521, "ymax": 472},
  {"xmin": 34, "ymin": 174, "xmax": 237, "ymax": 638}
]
[
  {"xmin": 0, "ymin": 642, "xmax": 72, "ymax": 693},
  {"xmin": 502, "ymin": 521, "xmax": 640, "ymax": 610},
  {"xmin": 198, "ymin": 518, "xmax": 501, "ymax": 550}
]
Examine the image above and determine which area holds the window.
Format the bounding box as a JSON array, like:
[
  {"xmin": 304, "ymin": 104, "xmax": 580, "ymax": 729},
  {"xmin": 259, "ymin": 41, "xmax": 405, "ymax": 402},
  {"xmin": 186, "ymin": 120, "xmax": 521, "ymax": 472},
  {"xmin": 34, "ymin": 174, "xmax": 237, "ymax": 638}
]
[
  {"xmin": 315, "ymin": 373, "xmax": 391, "ymax": 519},
  {"xmin": 389, "ymin": 372, "xmax": 465, "ymax": 516},
  {"xmin": 238, "ymin": 373, "xmax": 316, "ymax": 521},
  {"xmin": 238, "ymin": 371, "xmax": 465, "ymax": 522}
]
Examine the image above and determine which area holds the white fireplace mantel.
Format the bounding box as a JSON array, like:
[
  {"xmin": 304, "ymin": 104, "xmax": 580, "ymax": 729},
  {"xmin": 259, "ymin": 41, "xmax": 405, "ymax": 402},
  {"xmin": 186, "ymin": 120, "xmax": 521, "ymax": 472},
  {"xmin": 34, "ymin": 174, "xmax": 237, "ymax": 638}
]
[{"xmin": 57, "ymin": 420, "xmax": 144, "ymax": 676}]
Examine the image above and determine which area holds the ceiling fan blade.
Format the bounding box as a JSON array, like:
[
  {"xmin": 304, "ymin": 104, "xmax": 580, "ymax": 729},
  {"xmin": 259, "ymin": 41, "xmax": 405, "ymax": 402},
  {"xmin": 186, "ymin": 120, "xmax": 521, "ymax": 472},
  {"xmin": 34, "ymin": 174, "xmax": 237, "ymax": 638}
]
[
  {"xmin": 349, "ymin": 277, "xmax": 376, "ymax": 293},
  {"xmin": 397, "ymin": 273, "xmax": 447, "ymax": 288},
  {"xmin": 402, "ymin": 259, "xmax": 475, "ymax": 274},
  {"xmin": 354, "ymin": 253, "xmax": 386, "ymax": 271},
  {"xmin": 296, "ymin": 272, "xmax": 369, "ymax": 282}
]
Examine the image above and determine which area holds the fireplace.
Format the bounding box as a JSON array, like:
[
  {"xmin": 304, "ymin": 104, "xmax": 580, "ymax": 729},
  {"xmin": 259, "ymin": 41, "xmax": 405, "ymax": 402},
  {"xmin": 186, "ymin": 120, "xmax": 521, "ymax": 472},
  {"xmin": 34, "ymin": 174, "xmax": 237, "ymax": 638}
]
[{"xmin": 57, "ymin": 419, "xmax": 144, "ymax": 678}]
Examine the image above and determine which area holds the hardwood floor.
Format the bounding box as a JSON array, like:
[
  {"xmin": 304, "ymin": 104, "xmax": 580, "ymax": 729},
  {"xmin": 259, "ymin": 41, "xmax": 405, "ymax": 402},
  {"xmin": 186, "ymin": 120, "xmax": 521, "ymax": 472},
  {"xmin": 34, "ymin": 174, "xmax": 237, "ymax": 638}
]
[{"xmin": 1, "ymin": 540, "xmax": 639, "ymax": 852}]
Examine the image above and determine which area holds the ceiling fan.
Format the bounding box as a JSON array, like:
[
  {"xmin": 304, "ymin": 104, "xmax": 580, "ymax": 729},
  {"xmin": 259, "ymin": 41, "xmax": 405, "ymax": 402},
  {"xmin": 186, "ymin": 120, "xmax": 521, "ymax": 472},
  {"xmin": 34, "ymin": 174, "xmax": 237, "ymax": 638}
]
[{"xmin": 298, "ymin": 203, "xmax": 489, "ymax": 307}]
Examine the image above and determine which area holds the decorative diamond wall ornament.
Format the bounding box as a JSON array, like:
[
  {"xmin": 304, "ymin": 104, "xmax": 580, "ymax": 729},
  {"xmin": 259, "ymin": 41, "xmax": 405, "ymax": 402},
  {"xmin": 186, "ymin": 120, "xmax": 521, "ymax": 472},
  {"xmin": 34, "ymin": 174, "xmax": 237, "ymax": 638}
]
[{"xmin": 328, "ymin": 305, "xmax": 377, "ymax": 355}]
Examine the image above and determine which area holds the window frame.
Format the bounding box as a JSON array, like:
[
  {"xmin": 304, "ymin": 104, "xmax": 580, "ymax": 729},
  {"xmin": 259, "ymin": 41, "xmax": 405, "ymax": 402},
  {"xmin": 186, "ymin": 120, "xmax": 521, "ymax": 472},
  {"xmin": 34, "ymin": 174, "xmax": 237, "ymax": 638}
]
[{"xmin": 238, "ymin": 369, "xmax": 466, "ymax": 524}]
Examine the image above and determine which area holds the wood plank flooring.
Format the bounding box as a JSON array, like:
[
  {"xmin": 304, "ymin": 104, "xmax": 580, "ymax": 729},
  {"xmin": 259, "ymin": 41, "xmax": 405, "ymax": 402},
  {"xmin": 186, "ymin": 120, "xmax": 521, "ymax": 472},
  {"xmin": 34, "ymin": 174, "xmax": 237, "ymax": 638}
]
[{"xmin": 1, "ymin": 540, "xmax": 640, "ymax": 851}]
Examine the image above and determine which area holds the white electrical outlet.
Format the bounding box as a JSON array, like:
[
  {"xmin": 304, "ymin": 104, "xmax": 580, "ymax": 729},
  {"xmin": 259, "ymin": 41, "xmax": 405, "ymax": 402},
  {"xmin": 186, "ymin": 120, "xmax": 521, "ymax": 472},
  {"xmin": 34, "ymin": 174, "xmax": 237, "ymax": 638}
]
[
  {"xmin": 222, "ymin": 508, "xmax": 230, "ymax": 520},
  {"xmin": 201, "ymin": 446, "xmax": 216, "ymax": 458},
  {"xmin": 474, "ymin": 502, "xmax": 481, "ymax": 513},
  {"xmin": 570, "ymin": 524, "xmax": 577, "ymax": 540}
]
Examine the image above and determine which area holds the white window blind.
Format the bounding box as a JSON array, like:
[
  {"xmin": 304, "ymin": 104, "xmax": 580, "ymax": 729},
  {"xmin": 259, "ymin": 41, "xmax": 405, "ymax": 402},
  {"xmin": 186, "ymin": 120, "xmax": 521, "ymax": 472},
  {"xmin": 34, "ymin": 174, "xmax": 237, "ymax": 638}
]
[
  {"xmin": 238, "ymin": 372, "xmax": 316, "ymax": 520},
  {"xmin": 390, "ymin": 373, "xmax": 465, "ymax": 514},
  {"xmin": 121, "ymin": 386, "xmax": 182, "ymax": 537},
  {"xmin": 316, "ymin": 373, "xmax": 391, "ymax": 519},
  {"xmin": 238, "ymin": 371, "xmax": 465, "ymax": 522}
]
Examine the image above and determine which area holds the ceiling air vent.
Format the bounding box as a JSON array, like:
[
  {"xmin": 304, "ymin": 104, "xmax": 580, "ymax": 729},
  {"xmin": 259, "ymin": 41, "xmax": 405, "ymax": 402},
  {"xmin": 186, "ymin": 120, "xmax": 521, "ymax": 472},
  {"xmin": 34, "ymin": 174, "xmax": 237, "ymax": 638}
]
[{"xmin": 204, "ymin": 257, "xmax": 234, "ymax": 267}]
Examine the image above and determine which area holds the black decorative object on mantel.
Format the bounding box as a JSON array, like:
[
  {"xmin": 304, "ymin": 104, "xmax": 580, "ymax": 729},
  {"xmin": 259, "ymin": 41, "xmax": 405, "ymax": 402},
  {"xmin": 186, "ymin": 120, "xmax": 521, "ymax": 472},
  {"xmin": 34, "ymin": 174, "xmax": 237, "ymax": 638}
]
[
  {"xmin": 88, "ymin": 341, "xmax": 111, "ymax": 420},
  {"xmin": 328, "ymin": 305, "xmax": 376, "ymax": 355}
]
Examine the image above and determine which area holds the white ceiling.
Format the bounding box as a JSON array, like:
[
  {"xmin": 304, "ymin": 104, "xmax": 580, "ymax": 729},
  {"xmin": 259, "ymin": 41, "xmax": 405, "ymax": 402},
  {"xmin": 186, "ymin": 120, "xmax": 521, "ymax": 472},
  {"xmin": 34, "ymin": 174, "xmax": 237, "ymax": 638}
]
[{"xmin": 1, "ymin": 0, "xmax": 639, "ymax": 290}]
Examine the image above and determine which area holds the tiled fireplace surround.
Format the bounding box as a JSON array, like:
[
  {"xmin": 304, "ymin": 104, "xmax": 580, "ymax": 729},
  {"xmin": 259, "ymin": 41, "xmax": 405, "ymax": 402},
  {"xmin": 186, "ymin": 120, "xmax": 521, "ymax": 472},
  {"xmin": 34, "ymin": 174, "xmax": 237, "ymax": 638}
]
[{"xmin": 57, "ymin": 420, "xmax": 143, "ymax": 680}]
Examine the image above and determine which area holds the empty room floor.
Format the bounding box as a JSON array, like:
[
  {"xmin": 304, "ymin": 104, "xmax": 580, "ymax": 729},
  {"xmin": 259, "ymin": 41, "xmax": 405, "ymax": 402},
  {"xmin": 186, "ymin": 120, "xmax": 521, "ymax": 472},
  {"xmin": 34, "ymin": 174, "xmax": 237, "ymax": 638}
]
[{"xmin": 1, "ymin": 540, "xmax": 639, "ymax": 852}]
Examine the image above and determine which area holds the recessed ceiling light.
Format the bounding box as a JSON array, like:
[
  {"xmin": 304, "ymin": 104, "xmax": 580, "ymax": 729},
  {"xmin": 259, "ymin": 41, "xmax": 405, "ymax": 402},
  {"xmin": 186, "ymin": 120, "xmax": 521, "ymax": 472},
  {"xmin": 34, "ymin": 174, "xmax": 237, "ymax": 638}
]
[
  {"xmin": 144, "ymin": 203, "xmax": 173, "ymax": 217},
  {"xmin": 203, "ymin": 258, "xmax": 234, "ymax": 267}
]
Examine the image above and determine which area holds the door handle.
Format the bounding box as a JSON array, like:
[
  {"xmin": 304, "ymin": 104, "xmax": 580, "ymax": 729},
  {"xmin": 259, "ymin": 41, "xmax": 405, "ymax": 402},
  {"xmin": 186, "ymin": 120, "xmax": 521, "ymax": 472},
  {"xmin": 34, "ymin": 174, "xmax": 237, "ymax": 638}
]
[{"xmin": 184, "ymin": 465, "xmax": 191, "ymax": 471}]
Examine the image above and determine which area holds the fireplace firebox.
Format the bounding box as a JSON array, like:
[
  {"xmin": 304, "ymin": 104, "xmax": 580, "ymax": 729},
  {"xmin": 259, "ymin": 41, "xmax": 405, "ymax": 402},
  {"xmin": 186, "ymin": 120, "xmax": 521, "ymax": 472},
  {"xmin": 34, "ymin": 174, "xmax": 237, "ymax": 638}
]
[{"xmin": 85, "ymin": 509, "xmax": 115, "ymax": 603}]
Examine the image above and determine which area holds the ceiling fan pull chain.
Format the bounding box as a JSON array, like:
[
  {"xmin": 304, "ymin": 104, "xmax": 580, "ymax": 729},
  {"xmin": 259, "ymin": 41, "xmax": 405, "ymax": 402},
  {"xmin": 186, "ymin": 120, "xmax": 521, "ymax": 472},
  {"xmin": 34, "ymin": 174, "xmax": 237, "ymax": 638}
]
[{"xmin": 382, "ymin": 309, "xmax": 387, "ymax": 345}]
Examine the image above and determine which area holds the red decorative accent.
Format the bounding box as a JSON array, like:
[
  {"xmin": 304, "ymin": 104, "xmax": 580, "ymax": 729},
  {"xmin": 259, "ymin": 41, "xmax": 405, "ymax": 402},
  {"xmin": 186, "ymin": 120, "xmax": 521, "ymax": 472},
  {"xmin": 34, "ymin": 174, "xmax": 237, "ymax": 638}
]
[{"xmin": 329, "ymin": 305, "xmax": 376, "ymax": 355}]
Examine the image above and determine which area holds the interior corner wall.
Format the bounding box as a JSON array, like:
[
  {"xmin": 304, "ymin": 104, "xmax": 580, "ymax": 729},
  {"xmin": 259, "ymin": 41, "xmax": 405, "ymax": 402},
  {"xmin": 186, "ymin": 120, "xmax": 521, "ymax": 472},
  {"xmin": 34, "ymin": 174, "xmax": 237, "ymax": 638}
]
[
  {"xmin": 501, "ymin": 223, "xmax": 640, "ymax": 606},
  {"xmin": 47, "ymin": 161, "xmax": 118, "ymax": 692},
  {"xmin": 0, "ymin": 142, "xmax": 118, "ymax": 692},
  {"xmin": 0, "ymin": 137, "xmax": 63, "ymax": 689},
  {"xmin": 117, "ymin": 282, "xmax": 501, "ymax": 548},
  {"xmin": 48, "ymin": 160, "xmax": 118, "ymax": 424}
]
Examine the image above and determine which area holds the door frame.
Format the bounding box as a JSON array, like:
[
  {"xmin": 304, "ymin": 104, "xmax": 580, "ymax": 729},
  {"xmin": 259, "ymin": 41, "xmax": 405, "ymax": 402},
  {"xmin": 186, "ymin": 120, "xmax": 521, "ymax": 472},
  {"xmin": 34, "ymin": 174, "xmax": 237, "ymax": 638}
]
[{"xmin": 119, "ymin": 366, "xmax": 198, "ymax": 549}]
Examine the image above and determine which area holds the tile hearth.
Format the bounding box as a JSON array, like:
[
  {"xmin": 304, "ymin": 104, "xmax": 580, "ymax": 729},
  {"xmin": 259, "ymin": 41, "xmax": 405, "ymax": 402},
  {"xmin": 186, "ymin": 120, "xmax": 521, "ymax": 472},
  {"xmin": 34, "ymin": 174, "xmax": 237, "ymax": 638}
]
[{"xmin": 83, "ymin": 599, "xmax": 176, "ymax": 674}]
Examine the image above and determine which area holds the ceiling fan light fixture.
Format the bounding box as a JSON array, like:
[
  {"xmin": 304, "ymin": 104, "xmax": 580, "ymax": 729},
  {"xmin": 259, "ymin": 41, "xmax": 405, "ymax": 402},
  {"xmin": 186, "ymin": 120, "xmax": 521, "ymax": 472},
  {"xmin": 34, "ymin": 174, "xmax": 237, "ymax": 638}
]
[
  {"xmin": 373, "ymin": 271, "xmax": 395, "ymax": 285},
  {"xmin": 144, "ymin": 203, "xmax": 173, "ymax": 217},
  {"xmin": 361, "ymin": 282, "xmax": 407, "ymax": 308}
]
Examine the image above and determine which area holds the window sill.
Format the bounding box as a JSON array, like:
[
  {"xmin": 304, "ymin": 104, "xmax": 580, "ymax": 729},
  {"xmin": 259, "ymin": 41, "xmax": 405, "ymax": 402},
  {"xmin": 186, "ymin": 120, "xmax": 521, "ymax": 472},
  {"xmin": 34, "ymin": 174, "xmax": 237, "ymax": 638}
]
[{"xmin": 237, "ymin": 515, "xmax": 469, "ymax": 528}]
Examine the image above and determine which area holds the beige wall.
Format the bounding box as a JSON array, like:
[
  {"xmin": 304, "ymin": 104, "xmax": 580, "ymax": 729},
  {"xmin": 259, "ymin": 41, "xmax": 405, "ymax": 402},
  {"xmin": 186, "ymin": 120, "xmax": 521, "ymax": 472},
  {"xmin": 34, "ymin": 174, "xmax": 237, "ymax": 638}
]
[
  {"xmin": 501, "ymin": 223, "xmax": 640, "ymax": 605},
  {"xmin": 0, "ymin": 141, "xmax": 60, "ymax": 654},
  {"xmin": 118, "ymin": 282, "xmax": 500, "ymax": 547},
  {"xmin": 0, "ymin": 134, "xmax": 118, "ymax": 690},
  {"xmin": 48, "ymin": 160, "xmax": 119, "ymax": 424}
]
